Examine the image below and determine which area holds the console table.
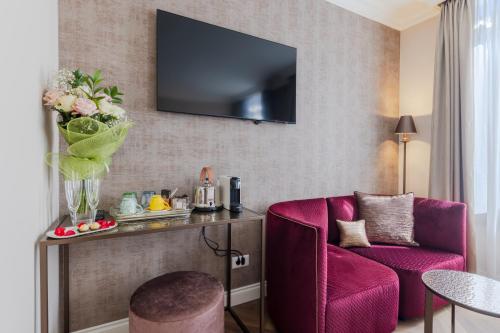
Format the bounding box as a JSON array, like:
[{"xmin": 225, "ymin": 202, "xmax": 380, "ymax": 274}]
[{"xmin": 39, "ymin": 208, "xmax": 265, "ymax": 333}]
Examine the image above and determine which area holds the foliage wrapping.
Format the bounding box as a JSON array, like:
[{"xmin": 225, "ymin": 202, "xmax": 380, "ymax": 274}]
[{"xmin": 43, "ymin": 69, "xmax": 132, "ymax": 180}]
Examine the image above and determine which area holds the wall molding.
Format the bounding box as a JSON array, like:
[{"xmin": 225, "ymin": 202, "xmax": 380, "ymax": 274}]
[
  {"xmin": 72, "ymin": 282, "xmax": 264, "ymax": 333},
  {"xmin": 326, "ymin": 0, "xmax": 440, "ymax": 31}
]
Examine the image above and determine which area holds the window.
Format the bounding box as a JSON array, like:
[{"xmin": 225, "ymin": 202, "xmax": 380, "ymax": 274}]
[{"xmin": 473, "ymin": 0, "xmax": 500, "ymax": 215}]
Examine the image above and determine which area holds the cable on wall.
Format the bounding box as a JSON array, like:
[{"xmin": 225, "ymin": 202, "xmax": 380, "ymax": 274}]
[{"xmin": 200, "ymin": 227, "xmax": 246, "ymax": 264}]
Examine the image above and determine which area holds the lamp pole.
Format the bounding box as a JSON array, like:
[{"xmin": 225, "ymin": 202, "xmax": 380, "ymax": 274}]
[
  {"xmin": 400, "ymin": 133, "xmax": 410, "ymax": 193},
  {"xmin": 395, "ymin": 115, "xmax": 416, "ymax": 195},
  {"xmin": 403, "ymin": 139, "xmax": 407, "ymax": 194}
]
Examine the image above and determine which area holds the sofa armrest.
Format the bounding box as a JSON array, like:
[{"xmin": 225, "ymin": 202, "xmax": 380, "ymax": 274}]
[
  {"xmin": 414, "ymin": 197, "xmax": 467, "ymax": 259},
  {"xmin": 266, "ymin": 198, "xmax": 328, "ymax": 333}
]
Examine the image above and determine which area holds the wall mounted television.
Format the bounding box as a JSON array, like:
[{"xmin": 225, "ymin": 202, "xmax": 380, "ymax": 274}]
[{"xmin": 156, "ymin": 9, "xmax": 297, "ymax": 124}]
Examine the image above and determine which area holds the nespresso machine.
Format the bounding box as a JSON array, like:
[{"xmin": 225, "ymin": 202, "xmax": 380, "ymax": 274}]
[{"xmin": 218, "ymin": 176, "xmax": 242, "ymax": 213}]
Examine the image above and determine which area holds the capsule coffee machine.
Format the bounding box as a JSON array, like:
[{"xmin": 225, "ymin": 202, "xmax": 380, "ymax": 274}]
[{"xmin": 218, "ymin": 176, "xmax": 242, "ymax": 213}]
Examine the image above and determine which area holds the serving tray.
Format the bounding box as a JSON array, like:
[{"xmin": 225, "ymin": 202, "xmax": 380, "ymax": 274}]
[
  {"xmin": 109, "ymin": 207, "xmax": 192, "ymax": 223},
  {"xmin": 47, "ymin": 223, "xmax": 118, "ymax": 239}
]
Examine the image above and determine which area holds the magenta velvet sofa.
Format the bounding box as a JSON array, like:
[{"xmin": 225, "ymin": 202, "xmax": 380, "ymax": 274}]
[{"xmin": 266, "ymin": 196, "xmax": 466, "ymax": 333}]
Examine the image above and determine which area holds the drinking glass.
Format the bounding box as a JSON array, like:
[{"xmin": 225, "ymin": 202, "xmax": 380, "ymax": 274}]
[
  {"xmin": 64, "ymin": 177, "xmax": 83, "ymax": 227},
  {"xmin": 84, "ymin": 173, "xmax": 100, "ymax": 223}
]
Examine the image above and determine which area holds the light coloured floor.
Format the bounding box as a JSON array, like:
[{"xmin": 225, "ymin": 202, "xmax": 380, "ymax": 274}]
[
  {"xmin": 395, "ymin": 306, "xmax": 500, "ymax": 333},
  {"xmin": 226, "ymin": 301, "xmax": 500, "ymax": 333}
]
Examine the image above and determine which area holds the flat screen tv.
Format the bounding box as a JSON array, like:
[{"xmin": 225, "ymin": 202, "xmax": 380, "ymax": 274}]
[{"xmin": 156, "ymin": 10, "xmax": 297, "ymax": 124}]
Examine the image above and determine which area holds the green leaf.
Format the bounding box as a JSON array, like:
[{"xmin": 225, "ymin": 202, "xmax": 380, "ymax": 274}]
[
  {"xmin": 71, "ymin": 69, "xmax": 85, "ymax": 88},
  {"xmin": 82, "ymin": 90, "xmax": 92, "ymax": 99},
  {"xmin": 112, "ymin": 97, "xmax": 123, "ymax": 104},
  {"xmin": 84, "ymin": 76, "xmax": 93, "ymax": 88},
  {"xmin": 92, "ymin": 69, "xmax": 102, "ymax": 82}
]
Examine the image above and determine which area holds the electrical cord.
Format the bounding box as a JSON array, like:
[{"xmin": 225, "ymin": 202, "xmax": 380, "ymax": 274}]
[
  {"xmin": 201, "ymin": 227, "xmax": 243, "ymax": 257},
  {"xmin": 200, "ymin": 227, "xmax": 244, "ymax": 259}
]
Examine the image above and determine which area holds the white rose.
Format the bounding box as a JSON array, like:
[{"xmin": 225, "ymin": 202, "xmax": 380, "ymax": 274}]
[
  {"xmin": 99, "ymin": 100, "xmax": 126, "ymax": 118},
  {"xmin": 98, "ymin": 100, "xmax": 113, "ymax": 114},
  {"xmin": 54, "ymin": 95, "xmax": 77, "ymax": 112},
  {"xmin": 109, "ymin": 105, "xmax": 126, "ymax": 118}
]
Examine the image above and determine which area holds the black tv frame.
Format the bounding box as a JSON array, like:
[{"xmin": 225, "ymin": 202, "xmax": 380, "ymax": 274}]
[{"xmin": 155, "ymin": 9, "xmax": 297, "ymax": 124}]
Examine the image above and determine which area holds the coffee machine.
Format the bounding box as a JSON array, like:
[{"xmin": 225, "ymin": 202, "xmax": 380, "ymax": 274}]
[
  {"xmin": 218, "ymin": 176, "xmax": 242, "ymax": 213},
  {"xmin": 193, "ymin": 166, "xmax": 219, "ymax": 212}
]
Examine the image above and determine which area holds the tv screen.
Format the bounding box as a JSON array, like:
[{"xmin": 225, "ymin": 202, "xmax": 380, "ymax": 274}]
[{"xmin": 156, "ymin": 10, "xmax": 296, "ymax": 124}]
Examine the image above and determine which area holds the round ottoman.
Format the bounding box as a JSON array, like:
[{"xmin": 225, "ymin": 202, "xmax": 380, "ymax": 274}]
[{"xmin": 129, "ymin": 271, "xmax": 224, "ymax": 333}]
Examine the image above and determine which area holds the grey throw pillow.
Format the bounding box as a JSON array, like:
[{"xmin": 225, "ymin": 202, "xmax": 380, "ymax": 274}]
[
  {"xmin": 354, "ymin": 191, "xmax": 418, "ymax": 246},
  {"xmin": 336, "ymin": 219, "xmax": 371, "ymax": 248}
]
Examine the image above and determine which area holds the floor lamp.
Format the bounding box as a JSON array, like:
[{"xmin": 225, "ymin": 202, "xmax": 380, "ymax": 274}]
[{"xmin": 395, "ymin": 115, "xmax": 417, "ymax": 194}]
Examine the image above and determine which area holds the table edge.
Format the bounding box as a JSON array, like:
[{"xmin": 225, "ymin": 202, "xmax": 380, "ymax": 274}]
[
  {"xmin": 40, "ymin": 213, "xmax": 264, "ymax": 246},
  {"xmin": 422, "ymin": 270, "xmax": 500, "ymax": 318}
]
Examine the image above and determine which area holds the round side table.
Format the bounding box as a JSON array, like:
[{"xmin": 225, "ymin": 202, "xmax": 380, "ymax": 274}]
[{"xmin": 422, "ymin": 269, "xmax": 500, "ymax": 333}]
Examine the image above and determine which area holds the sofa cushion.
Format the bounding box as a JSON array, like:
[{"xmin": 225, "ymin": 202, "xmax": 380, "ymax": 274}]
[
  {"xmin": 326, "ymin": 245, "xmax": 399, "ymax": 333},
  {"xmin": 355, "ymin": 191, "xmax": 418, "ymax": 246},
  {"xmin": 349, "ymin": 245, "xmax": 465, "ymax": 319},
  {"xmin": 413, "ymin": 197, "xmax": 467, "ymax": 256},
  {"xmin": 326, "ymin": 196, "xmax": 358, "ymax": 244},
  {"xmin": 336, "ymin": 219, "xmax": 371, "ymax": 248}
]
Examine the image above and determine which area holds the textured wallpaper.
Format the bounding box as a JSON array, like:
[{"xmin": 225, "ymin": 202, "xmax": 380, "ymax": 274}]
[{"xmin": 59, "ymin": 0, "xmax": 400, "ymax": 330}]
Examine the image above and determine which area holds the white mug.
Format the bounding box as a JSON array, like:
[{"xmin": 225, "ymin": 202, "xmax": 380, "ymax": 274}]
[{"xmin": 120, "ymin": 192, "xmax": 144, "ymax": 215}]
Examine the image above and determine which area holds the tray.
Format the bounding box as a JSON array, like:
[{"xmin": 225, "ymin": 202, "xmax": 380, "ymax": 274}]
[
  {"xmin": 110, "ymin": 207, "xmax": 192, "ymax": 223},
  {"xmin": 47, "ymin": 222, "xmax": 118, "ymax": 239}
]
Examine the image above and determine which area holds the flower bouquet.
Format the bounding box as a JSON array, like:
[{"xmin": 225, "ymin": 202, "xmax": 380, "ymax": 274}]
[{"xmin": 44, "ymin": 69, "xmax": 132, "ymax": 219}]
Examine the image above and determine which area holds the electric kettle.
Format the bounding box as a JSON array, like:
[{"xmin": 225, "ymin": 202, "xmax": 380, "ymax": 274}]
[{"xmin": 193, "ymin": 166, "xmax": 219, "ymax": 211}]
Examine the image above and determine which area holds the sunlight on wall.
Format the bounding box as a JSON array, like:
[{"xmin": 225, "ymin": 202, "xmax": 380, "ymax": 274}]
[{"xmin": 399, "ymin": 16, "xmax": 439, "ymax": 196}]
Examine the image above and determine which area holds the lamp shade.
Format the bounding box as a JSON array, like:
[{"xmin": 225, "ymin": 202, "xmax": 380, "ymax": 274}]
[{"xmin": 395, "ymin": 115, "xmax": 417, "ymax": 134}]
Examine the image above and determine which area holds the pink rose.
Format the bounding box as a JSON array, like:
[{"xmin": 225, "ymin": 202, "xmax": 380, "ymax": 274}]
[
  {"xmin": 42, "ymin": 90, "xmax": 63, "ymax": 106},
  {"xmin": 73, "ymin": 97, "xmax": 97, "ymax": 116},
  {"xmin": 96, "ymin": 92, "xmax": 112, "ymax": 102}
]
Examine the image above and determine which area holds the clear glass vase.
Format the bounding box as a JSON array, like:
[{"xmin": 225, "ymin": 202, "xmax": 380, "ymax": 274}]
[{"xmin": 76, "ymin": 190, "xmax": 90, "ymax": 223}]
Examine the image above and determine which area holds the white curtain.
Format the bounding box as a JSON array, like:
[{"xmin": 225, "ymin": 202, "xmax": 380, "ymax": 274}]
[
  {"xmin": 430, "ymin": 0, "xmax": 474, "ymax": 202},
  {"xmin": 429, "ymin": 0, "xmax": 476, "ymax": 270},
  {"xmin": 473, "ymin": 0, "xmax": 500, "ymax": 279}
]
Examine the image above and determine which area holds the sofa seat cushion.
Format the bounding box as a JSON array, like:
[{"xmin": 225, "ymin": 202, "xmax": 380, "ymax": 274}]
[
  {"xmin": 326, "ymin": 245, "xmax": 399, "ymax": 333},
  {"xmin": 350, "ymin": 245, "xmax": 465, "ymax": 319}
]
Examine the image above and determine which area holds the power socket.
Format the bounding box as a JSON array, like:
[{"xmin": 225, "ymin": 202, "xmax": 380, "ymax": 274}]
[{"xmin": 232, "ymin": 254, "xmax": 250, "ymax": 269}]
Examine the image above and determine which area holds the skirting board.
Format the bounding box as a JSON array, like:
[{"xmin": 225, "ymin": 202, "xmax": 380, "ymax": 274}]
[{"xmin": 72, "ymin": 282, "xmax": 265, "ymax": 333}]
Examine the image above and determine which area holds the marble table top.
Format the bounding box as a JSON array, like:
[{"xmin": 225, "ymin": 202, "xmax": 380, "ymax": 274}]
[{"xmin": 422, "ymin": 269, "xmax": 500, "ymax": 318}]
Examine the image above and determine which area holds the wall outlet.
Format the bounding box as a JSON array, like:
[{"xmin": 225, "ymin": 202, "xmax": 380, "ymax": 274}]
[{"xmin": 232, "ymin": 254, "xmax": 250, "ymax": 269}]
